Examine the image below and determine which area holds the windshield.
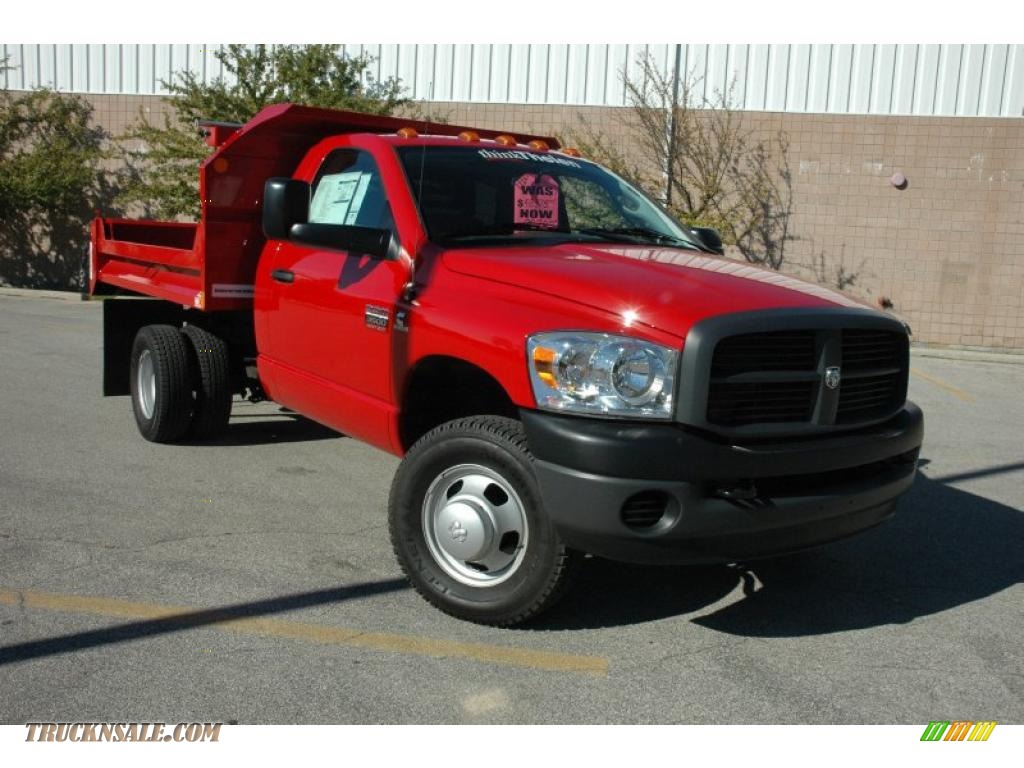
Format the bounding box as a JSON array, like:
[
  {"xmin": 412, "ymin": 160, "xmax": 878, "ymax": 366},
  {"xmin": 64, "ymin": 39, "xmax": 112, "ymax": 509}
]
[{"xmin": 397, "ymin": 146, "xmax": 700, "ymax": 250}]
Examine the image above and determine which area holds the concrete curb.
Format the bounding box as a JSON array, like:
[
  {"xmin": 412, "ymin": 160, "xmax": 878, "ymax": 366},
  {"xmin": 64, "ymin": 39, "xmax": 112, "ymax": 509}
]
[
  {"xmin": 0, "ymin": 287, "xmax": 84, "ymax": 302},
  {"xmin": 911, "ymin": 344, "xmax": 1024, "ymax": 366}
]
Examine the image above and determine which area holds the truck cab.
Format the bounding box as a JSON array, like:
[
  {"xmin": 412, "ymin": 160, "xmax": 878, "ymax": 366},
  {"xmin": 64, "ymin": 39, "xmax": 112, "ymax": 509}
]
[{"xmin": 90, "ymin": 103, "xmax": 923, "ymax": 625}]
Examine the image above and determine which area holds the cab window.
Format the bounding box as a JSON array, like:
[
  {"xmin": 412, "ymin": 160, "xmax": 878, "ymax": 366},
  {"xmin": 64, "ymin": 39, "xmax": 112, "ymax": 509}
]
[{"xmin": 309, "ymin": 149, "xmax": 393, "ymax": 231}]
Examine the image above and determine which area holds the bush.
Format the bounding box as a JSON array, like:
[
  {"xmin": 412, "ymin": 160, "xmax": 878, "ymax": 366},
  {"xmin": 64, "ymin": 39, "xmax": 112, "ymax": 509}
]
[{"xmin": 0, "ymin": 72, "xmax": 109, "ymax": 289}]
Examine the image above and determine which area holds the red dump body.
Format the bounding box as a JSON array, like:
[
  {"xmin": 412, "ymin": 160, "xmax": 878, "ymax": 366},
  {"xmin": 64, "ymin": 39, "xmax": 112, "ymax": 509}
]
[{"xmin": 89, "ymin": 103, "xmax": 558, "ymax": 311}]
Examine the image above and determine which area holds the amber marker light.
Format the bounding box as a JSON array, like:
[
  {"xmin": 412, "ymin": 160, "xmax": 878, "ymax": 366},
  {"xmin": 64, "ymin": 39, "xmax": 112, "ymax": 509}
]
[
  {"xmin": 527, "ymin": 139, "xmax": 549, "ymax": 151},
  {"xmin": 560, "ymin": 147, "xmax": 582, "ymax": 157},
  {"xmin": 495, "ymin": 134, "xmax": 517, "ymax": 146},
  {"xmin": 458, "ymin": 130, "xmax": 480, "ymax": 142},
  {"xmin": 397, "ymin": 127, "xmax": 419, "ymax": 139},
  {"xmin": 532, "ymin": 346, "xmax": 559, "ymax": 388}
]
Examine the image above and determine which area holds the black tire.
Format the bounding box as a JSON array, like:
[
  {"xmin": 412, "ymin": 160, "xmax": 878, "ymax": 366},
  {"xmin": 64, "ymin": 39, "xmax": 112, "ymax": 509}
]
[
  {"xmin": 389, "ymin": 416, "xmax": 580, "ymax": 626},
  {"xmin": 182, "ymin": 324, "xmax": 233, "ymax": 438},
  {"xmin": 129, "ymin": 325, "xmax": 193, "ymax": 443}
]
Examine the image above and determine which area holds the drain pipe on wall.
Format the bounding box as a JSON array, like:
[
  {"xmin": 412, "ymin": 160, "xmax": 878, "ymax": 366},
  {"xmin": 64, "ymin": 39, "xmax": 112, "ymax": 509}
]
[{"xmin": 665, "ymin": 43, "xmax": 682, "ymax": 207}]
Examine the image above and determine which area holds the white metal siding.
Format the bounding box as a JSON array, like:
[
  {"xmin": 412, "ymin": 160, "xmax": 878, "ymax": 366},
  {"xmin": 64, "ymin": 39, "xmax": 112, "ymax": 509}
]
[{"xmin": 3, "ymin": 43, "xmax": 1023, "ymax": 118}]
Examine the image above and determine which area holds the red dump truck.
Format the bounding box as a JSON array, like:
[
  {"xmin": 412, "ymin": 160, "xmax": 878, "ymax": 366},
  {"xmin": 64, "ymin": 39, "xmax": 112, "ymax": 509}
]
[{"xmin": 90, "ymin": 103, "xmax": 923, "ymax": 625}]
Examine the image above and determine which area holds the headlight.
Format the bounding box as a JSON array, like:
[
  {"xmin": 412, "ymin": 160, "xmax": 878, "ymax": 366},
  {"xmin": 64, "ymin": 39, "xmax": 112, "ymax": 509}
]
[{"xmin": 527, "ymin": 332, "xmax": 678, "ymax": 419}]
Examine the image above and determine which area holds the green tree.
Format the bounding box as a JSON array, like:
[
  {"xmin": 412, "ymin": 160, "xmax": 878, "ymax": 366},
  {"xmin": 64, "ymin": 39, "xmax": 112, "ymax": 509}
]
[
  {"xmin": 1, "ymin": 57, "xmax": 109, "ymax": 289},
  {"xmin": 569, "ymin": 55, "xmax": 794, "ymax": 270},
  {"xmin": 118, "ymin": 45, "xmax": 408, "ymax": 219}
]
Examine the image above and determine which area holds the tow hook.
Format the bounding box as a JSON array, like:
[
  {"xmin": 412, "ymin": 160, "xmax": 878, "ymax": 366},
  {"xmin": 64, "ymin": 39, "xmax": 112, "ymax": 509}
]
[{"xmin": 714, "ymin": 482, "xmax": 759, "ymax": 501}]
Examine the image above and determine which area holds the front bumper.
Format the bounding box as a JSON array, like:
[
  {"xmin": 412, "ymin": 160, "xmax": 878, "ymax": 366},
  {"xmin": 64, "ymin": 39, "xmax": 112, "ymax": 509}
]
[{"xmin": 522, "ymin": 403, "xmax": 923, "ymax": 564}]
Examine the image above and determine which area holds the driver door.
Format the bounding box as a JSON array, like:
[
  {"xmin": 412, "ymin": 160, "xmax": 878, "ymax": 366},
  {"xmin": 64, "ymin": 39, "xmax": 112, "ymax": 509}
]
[{"xmin": 262, "ymin": 146, "xmax": 407, "ymax": 449}]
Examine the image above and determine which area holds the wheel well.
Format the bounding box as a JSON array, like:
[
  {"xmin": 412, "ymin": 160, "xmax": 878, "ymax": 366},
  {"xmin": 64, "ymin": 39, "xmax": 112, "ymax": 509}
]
[{"xmin": 399, "ymin": 356, "xmax": 519, "ymax": 451}]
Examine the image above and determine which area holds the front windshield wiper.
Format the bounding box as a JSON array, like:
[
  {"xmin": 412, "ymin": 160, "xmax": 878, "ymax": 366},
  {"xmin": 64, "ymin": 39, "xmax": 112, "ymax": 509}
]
[{"xmin": 573, "ymin": 226, "xmax": 699, "ymax": 249}]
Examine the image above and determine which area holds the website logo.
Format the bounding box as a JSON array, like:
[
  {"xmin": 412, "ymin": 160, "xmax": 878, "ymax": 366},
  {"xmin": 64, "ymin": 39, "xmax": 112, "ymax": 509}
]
[{"xmin": 920, "ymin": 721, "xmax": 997, "ymax": 742}]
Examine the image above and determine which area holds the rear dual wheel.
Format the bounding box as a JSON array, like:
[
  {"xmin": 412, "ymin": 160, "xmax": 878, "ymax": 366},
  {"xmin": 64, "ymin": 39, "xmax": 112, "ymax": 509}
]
[
  {"xmin": 130, "ymin": 325, "xmax": 193, "ymax": 442},
  {"xmin": 130, "ymin": 324, "xmax": 233, "ymax": 443},
  {"xmin": 182, "ymin": 325, "xmax": 233, "ymax": 438}
]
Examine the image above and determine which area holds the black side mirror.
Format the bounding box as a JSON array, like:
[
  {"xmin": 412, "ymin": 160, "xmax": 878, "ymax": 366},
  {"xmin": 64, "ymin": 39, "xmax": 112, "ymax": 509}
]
[
  {"xmin": 263, "ymin": 178, "xmax": 309, "ymax": 240},
  {"xmin": 690, "ymin": 227, "xmax": 724, "ymax": 255},
  {"xmin": 289, "ymin": 223, "xmax": 392, "ymax": 260},
  {"xmin": 262, "ymin": 178, "xmax": 393, "ymax": 259}
]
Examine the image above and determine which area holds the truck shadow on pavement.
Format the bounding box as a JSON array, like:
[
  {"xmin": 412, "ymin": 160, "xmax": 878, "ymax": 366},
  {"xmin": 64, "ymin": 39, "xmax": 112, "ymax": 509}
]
[
  {"xmin": 530, "ymin": 460, "xmax": 1024, "ymax": 633},
  {"xmin": 0, "ymin": 580, "xmax": 409, "ymax": 667},
  {"xmin": 180, "ymin": 411, "xmax": 343, "ymax": 447}
]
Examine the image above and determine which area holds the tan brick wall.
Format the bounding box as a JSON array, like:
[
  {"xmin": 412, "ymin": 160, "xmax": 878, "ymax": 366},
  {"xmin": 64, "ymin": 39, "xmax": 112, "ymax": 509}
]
[
  {"xmin": 85, "ymin": 93, "xmax": 177, "ymax": 135},
  {"xmin": 84, "ymin": 93, "xmax": 176, "ymax": 202},
  {"xmin": 87, "ymin": 95, "xmax": 1024, "ymax": 349},
  {"xmin": 769, "ymin": 112, "xmax": 1024, "ymax": 350}
]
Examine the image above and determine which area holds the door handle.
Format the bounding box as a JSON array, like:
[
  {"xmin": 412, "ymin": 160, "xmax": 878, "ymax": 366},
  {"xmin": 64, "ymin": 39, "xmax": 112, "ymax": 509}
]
[{"xmin": 271, "ymin": 269, "xmax": 295, "ymax": 284}]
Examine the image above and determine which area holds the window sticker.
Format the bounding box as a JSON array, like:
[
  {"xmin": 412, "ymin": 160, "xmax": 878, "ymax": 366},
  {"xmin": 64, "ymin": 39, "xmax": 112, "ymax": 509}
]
[
  {"xmin": 514, "ymin": 173, "xmax": 560, "ymax": 229},
  {"xmin": 309, "ymin": 171, "xmax": 371, "ymax": 225}
]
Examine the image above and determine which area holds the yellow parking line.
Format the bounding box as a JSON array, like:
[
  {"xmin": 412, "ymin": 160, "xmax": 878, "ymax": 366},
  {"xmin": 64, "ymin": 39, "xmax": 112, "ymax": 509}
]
[
  {"xmin": 910, "ymin": 368, "xmax": 975, "ymax": 402},
  {"xmin": 0, "ymin": 588, "xmax": 608, "ymax": 677}
]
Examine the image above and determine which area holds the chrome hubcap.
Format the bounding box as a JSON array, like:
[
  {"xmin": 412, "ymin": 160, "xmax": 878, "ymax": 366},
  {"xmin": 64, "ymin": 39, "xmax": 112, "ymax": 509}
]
[
  {"xmin": 137, "ymin": 349, "xmax": 156, "ymax": 420},
  {"xmin": 422, "ymin": 464, "xmax": 529, "ymax": 586}
]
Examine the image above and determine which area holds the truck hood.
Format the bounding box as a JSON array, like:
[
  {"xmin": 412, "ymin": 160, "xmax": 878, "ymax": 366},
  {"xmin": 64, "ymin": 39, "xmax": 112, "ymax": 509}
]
[{"xmin": 442, "ymin": 243, "xmax": 869, "ymax": 337}]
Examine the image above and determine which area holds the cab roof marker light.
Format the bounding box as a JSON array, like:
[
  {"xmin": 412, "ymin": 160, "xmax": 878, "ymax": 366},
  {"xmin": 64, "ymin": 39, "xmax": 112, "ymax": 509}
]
[
  {"xmin": 527, "ymin": 139, "xmax": 550, "ymax": 151},
  {"xmin": 458, "ymin": 130, "xmax": 480, "ymax": 142},
  {"xmin": 397, "ymin": 127, "xmax": 419, "ymax": 139},
  {"xmin": 560, "ymin": 147, "xmax": 582, "ymax": 157},
  {"xmin": 495, "ymin": 134, "xmax": 517, "ymax": 147}
]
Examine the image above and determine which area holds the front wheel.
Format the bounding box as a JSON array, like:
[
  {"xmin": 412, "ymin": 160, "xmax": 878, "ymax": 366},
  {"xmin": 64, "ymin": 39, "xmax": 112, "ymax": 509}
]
[{"xmin": 388, "ymin": 416, "xmax": 579, "ymax": 626}]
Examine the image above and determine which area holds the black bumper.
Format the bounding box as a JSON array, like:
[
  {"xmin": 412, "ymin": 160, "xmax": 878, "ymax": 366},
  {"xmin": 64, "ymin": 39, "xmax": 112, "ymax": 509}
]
[{"xmin": 521, "ymin": 403, "xmax": 923, "ymax": 564}]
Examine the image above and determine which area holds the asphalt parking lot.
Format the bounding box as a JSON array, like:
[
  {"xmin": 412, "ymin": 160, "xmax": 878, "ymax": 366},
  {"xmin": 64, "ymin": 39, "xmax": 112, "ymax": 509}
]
[{"xmin": 1, "ymin": 292, "xmax": 1021, "ymax": 724}]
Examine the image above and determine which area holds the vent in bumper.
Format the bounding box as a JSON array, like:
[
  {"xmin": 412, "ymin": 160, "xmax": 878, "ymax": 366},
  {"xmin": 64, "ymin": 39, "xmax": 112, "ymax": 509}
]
[{"xmin": 621, "ymin": 491, "xmax": 671, "ymax": 529}]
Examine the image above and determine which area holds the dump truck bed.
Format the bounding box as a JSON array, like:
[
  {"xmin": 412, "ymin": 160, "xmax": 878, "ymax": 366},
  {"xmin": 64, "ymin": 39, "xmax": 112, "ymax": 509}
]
[
  {"xmin": 88, "ymin": 105, "xmax": 302, "ymax": 312},
  {"xmin": 90, "ymin": 218, "xmax": 226, "ymax": 310},
  {"xmin": 90, "ymin": 209, "xmax": 266, "ymax": 311}
]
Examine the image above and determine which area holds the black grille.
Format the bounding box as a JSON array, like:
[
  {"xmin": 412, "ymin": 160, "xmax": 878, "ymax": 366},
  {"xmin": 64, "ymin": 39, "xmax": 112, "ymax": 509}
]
[
  {"xmin": 836, "ymin": 329, "xmax": 907, "ymax": 424},
  {"xmin": 837, "ymin": 372, "xmax": 904, "ymax": 423},
  {"xmin": 704, "ymin": 326, "xmax": 907, "ymax": 430},
  {"xmin": 842, "ymin": 328, "xmax": 904, "ymax": 371},
  {"xmin": 707, "ymin": 380, "xmax": 816, "ymax": 426},
  {"xmin": 707, "ymin": 331, "xmax": 818, "ymax": 427},
  {"xmin": 711, "ymin": 331, "xmax": 816, "ymax": 376}
]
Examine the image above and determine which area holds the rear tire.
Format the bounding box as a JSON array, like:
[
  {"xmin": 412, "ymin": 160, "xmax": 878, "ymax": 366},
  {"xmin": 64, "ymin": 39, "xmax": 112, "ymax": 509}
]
[
  {"xmin": 389, "ymin": 416, "xmax": 580, "ymax": 626},
  {"xmin": 130, "ymin": 325, "xmax": 193, "ymax": 443},
  {"xmin": 182, "ymin": 324, "xmax": 233, "ymax": 438}
]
